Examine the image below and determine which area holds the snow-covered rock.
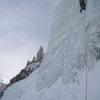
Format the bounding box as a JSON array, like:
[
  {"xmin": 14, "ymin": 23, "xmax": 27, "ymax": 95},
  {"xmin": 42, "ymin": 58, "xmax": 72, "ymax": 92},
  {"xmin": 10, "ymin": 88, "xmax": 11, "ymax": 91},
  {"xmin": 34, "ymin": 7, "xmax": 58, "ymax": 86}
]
[
  {"xmin": 2, "ymin": 0, "xmax": 100, "ymax": 100},
  {"xmin": 0, "ymin": 79, "xmax": 7, "ymax": 97},
  {"xmin": 5, "ymin": 46, "xmax": 44, "ymax": 88}
]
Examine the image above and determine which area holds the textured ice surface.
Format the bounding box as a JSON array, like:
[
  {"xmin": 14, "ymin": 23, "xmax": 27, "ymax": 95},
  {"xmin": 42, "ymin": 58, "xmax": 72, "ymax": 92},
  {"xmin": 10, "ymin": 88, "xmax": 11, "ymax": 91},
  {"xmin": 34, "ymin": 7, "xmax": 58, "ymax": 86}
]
[{"xmin": 1, "ymin": 0, "xmax": 100, "ymax": 100}]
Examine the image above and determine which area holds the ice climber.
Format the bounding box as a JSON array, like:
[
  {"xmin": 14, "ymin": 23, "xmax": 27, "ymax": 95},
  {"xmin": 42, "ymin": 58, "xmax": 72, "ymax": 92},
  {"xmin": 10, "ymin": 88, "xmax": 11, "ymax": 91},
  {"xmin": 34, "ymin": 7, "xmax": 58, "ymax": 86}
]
[{"xmin": 79, "ymin": 0, "xmax": 86, "ymax": 13}]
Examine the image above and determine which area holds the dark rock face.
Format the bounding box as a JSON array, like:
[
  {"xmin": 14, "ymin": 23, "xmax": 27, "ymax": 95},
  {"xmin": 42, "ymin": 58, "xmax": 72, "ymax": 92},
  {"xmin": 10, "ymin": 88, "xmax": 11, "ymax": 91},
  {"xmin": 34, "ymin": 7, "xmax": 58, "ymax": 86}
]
[
  {"xmin": 4, "ymin": 46, "xmax": 45, "ymax": 93},
  {"xmin": 7, "ymin": 63, "xmax": 40, "ymax": 87},
  {"xmin": 0, "ymin": 82, "xmax": 7, "ymax": 97},
  {"xmin": 26, "ymin": 46, "xmax": 44, "ymax": 66},
  {"xmin": 36, "ymin": 46, "xmax": 44, "ymax": 62},
  {"xmin": 0, "ymin": 46, "xmax": 44, "ymax": 98}
]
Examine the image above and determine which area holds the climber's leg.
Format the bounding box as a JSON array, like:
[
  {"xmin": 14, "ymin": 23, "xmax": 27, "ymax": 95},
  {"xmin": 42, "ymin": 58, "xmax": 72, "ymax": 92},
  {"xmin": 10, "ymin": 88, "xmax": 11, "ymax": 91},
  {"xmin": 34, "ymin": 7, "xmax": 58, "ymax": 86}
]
[{"xmin": 80, "ymin": 8, "xmax": 82, "ymax": 13}]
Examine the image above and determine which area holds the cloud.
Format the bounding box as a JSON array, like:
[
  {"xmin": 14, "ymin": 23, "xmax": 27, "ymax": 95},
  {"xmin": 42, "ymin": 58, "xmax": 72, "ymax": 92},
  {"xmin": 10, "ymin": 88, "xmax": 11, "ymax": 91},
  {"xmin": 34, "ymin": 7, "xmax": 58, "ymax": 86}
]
[{"xmin": 0, "ymin": 0, "xmax": 60, "ymax": 81}]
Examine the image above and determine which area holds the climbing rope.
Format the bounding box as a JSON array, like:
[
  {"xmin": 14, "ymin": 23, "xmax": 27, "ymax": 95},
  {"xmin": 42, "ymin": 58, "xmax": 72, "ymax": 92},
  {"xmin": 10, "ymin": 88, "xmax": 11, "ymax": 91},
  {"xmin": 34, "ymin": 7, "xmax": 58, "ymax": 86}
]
[{"xmin": 84, "ymin": 11, "xmax": 88, "ymax": 100}]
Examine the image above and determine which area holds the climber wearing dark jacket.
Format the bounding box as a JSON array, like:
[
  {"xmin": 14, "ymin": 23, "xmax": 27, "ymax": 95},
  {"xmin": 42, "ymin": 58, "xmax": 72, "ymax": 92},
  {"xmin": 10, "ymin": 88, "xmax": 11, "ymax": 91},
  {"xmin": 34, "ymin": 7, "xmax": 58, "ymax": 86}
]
[{"xmin": 79, "ymin": 0, "xmax": 86, "ymax": 13}]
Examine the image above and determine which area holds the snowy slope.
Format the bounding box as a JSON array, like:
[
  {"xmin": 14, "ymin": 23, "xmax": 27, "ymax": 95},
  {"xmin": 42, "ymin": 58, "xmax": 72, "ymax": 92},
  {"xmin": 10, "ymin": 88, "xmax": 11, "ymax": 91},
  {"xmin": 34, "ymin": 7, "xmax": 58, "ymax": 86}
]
[{"xmin": 2, "ymin": 0, "xmax": 100, "ymax": 100}]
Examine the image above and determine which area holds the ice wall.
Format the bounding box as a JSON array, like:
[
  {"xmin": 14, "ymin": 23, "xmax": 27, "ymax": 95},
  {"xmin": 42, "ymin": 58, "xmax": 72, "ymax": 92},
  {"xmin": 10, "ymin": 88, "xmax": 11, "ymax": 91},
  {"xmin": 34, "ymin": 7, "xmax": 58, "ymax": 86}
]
[
  {"xmin": 37, "ymin": 0, "xmax": 100, "ymax": 89},
  {"xmin": 2, "ymin": 0, "xmax": 100, "ymax": 100}
]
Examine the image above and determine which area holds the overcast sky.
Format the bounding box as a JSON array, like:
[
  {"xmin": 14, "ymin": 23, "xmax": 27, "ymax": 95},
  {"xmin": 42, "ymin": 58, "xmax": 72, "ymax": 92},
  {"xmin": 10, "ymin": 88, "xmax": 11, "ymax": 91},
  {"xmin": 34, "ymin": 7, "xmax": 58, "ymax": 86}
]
[{"xmin": 0, "ymin": 0, "xmax": 60, "ymax": 82}]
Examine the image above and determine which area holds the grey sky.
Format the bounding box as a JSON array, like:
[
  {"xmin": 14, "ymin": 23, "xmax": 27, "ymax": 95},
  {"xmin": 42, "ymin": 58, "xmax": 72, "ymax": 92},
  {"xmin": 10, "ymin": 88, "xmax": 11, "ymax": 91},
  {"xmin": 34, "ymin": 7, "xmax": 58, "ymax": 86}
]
[{"xmin": 0, "ymin": 0, "xmax": 60, "ymax": 82}]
